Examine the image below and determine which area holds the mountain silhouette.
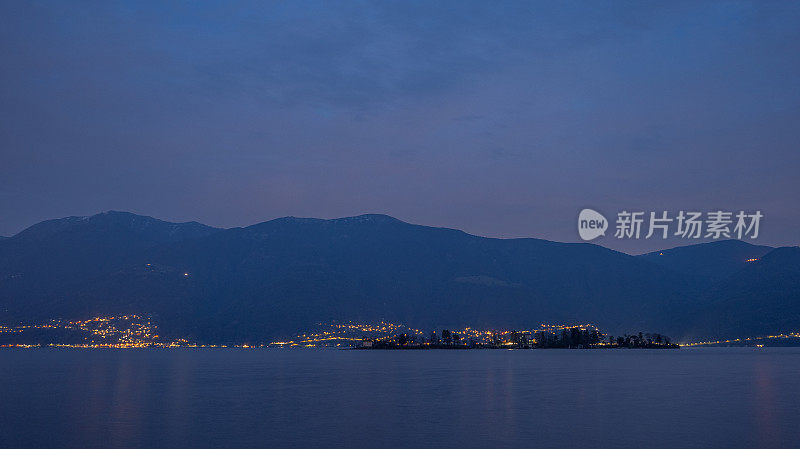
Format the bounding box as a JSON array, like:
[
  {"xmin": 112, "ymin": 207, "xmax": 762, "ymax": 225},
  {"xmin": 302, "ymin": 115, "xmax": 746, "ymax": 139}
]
[
  {"xmin": 684, "ymin": 246, "xmax": 800, "ymax": 340},
  {"xmin": 638, "ymin": 240, "xmax": 773, "ymax": 281},
  {"xmin": 0, "ymin": 212, "xmax": 796, "ymax": 343}
]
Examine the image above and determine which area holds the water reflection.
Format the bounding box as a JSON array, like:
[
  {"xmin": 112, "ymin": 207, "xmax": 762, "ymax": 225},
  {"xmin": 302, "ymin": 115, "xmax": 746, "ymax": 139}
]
[
  {"xmin": 1, "ymin": 348, "xmax": 799, "ymax": 448},
  {"xmin": 754, "ymin": 357, "xmax": 778, "ymax": 449}
]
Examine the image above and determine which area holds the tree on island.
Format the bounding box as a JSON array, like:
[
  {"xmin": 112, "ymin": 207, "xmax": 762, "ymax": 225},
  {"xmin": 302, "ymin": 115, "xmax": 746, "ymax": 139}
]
[
  {"xmin": 361, "ymin": 325, "xmax": 676, "ymax": 350},
  {"xmin": 441, "ymin": 329, "xmax": 452, "ymax": 345},
  {"xmin": 560, "ymin": 329, "xmax": 570, "ymax": 348}
]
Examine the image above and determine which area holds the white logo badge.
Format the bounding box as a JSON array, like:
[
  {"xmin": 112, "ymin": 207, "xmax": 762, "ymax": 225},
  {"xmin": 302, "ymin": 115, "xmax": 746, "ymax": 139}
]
[{"xmin": 578, "ymin": 209, "xmax": 608, "ymax": 241}]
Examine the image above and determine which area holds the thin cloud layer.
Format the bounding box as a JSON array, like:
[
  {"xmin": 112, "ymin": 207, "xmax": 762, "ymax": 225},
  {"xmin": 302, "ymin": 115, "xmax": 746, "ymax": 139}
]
[{"xmin": 1, "ymin": 1, "xmax": 798, "ymax": 253}]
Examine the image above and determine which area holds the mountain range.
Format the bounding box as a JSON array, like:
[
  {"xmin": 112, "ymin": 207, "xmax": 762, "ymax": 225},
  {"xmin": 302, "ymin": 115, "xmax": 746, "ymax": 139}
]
[{"xmin": 0, "ymin": 211, "xmax": 797, "ymax": 343}]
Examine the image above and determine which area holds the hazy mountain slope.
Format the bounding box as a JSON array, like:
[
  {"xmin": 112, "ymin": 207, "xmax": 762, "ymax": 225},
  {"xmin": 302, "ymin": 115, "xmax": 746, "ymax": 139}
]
[
  {"xmin": 683, "ymin": 246, "xmax": 800, "ymax": 340},
  {"xmin": 0, "ymin": 211, "xmax": 220, "ymax": 317},
  {"xmin": 18, "ymin": 214, "xmax": 692, "ymax": 341},
  {"xmin": 638, "ymin": 240, "xmax": 773, "ymax": 281},
  {"xmin": 1, "ymin": 212, "xmax": 795, "ymax": 343}
]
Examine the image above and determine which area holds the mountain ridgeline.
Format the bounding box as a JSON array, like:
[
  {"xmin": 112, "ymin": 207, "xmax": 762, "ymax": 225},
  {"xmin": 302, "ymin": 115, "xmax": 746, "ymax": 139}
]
[{"xmin": 0, "ymin": 211, "xmax": 796, "ymax": 343}]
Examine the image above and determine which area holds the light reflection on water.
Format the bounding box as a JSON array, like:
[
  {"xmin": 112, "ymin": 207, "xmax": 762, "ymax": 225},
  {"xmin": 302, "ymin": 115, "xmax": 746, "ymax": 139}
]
[{"xmin": 1, "ymin": 348, "xmax": 799, "ymax": 448}]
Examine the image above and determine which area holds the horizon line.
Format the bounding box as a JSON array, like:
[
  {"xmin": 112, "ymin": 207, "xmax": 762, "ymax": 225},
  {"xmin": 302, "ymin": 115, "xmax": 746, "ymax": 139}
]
[{"xmin": 2, "ymin": 209, "xmax": 789, "ymax": 257}]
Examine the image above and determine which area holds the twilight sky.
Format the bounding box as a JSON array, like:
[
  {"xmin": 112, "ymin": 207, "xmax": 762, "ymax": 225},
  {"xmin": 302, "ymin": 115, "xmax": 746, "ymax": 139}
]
[{"xmin": 1, "ymin": 1, "xmax": 798, "ymax": 254}]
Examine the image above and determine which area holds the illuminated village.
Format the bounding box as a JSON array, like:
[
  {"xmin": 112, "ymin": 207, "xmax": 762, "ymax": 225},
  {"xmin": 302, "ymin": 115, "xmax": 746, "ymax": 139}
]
[
  {"xmin": 0, "ymin": 315, "xmax": 209, "ymax": 348},
  {"xmin": 268, "ymin": 321, "xmax": 679, "ymax": 349},
  {"xmin": 3, "ymin": 315, "xmax": 798, "ymax": 349},
  {"xmin": 682, "ymin": 332, "xmax": 800, "ymax": 348}
]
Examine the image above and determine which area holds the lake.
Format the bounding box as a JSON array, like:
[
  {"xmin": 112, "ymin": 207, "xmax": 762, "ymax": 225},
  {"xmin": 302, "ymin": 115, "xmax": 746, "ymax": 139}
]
[{"xmin": 1, "ymin": 347, "xmax": 798, "ymax": 448}]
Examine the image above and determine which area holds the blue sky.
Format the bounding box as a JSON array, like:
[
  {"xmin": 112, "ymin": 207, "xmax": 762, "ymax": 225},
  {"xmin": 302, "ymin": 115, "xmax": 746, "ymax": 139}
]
[{"xmin": 1, "ymin": 1, "xmax": 798, "ymax": 253}]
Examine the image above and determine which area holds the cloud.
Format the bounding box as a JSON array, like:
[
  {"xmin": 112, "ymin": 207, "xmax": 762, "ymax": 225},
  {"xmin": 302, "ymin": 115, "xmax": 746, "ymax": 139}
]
[{"xmin": 0, "ymin": 0, "xmax": 798, "ymax": 254}]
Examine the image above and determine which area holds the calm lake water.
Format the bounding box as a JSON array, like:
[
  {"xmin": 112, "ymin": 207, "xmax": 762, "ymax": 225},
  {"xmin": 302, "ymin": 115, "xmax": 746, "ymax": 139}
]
[{"xmin": 1, "ymin": 348, "xmax": 799, "ymax": 448}]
